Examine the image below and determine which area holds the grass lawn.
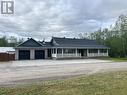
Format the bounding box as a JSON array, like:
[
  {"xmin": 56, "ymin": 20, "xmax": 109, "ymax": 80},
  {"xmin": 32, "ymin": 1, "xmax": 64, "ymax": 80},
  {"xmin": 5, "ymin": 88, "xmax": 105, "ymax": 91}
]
[
  {"xmin": 98, "ymin": 57, "xmax": 127, "ymax": 62},
  {"xmin": 111, "ymin": 57, "xmax": 127, "ymax": 62},
  {"xmin": 1, "ymin": 71, "xmax": 127, "ymax": 95}
]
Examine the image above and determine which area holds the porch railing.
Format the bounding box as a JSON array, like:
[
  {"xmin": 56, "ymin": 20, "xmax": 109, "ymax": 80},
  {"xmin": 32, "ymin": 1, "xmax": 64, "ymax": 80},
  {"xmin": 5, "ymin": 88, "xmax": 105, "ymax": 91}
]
[
  {"xmin": 52, "ymin": 53, "xmax": 108, "ymax": 58},
  {"xmin": 52, "ymin": 53, "xmax": 81, "ymax": 58},
  {"xmin": 87, "ymin": 53, "xmax": 108, "ymax": 57}
]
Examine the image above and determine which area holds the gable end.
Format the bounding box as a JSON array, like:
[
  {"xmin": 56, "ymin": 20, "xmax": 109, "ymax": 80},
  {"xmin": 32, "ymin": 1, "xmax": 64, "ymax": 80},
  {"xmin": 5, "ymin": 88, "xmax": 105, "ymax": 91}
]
[{"xmin": 17, "ymin": 38, "xmax": 43, "ymax": 47}]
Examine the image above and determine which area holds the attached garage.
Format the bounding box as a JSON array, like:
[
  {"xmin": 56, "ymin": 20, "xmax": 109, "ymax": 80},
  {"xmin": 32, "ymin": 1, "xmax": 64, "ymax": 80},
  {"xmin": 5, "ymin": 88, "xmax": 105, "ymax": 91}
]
[
  {"xmin": 35, "ymin": 50, "xmax": 45, "ymax": 59},
  {"xmin": 19, "ymin": 50, "xmax": 30, "ymax": 60}
]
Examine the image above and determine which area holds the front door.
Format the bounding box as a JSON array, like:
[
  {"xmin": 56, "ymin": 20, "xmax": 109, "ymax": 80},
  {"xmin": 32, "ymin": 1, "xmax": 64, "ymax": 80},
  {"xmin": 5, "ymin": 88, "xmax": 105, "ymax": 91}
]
[
  {"xmin": 83, "ymin": 49, "xmax": 87, "ymax": 57},
  {"xmin": 78, "ymin": 49, "xmax": 87, "ymax": 57}
]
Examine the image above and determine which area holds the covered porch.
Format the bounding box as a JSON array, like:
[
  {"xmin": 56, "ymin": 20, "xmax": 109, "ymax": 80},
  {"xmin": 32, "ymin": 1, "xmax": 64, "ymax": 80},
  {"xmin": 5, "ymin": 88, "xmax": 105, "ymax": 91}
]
[{"xmin": 52, "ymin": 48, "xmax": 108, "ymax": 59}]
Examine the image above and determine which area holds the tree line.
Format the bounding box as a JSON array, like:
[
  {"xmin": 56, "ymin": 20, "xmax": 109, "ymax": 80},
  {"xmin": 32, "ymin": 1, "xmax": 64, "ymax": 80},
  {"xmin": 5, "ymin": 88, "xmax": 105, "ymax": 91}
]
[
  {"xmin": 79, "ymin": 14, "xmax": 127, "ymax": 57},
  {"xmin": 0, "ymin": 36, "xmax": 24, "ymax": 47}
]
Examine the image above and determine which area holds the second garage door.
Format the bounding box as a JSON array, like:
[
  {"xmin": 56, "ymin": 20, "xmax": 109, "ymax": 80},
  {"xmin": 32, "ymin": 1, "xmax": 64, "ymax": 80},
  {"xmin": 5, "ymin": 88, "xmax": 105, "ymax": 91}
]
[{"xmin": 35, "ymin": 50, "xmax": 45, "ymax": 59}]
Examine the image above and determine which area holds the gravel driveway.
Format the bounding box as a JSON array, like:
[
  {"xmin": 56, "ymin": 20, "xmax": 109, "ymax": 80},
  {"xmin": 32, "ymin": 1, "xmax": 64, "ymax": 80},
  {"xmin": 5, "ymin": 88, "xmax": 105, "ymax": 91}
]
[{"xmin": 0, "ymin": 59, "xmax": 127, "ymax": 86}]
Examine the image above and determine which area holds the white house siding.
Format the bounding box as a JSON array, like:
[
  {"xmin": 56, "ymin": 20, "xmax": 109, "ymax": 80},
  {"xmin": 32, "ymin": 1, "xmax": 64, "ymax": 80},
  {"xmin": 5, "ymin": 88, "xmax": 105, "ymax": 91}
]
[
  {"xmin": 15, "ymin": 49, "xmax": 19, "ymax": 60},
  {"xmin": 45, "ymin": 49, "xmax": 48, "ymax": 59},
  {"xmin": 15, "ymin": 48, "xmax": 108, "ymax": 60}
]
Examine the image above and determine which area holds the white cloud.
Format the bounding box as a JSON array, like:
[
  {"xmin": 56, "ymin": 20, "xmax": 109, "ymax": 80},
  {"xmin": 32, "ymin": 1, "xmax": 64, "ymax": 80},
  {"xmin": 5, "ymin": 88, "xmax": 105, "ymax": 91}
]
[{"xmin": 0, "ymin": 0, "xmax": 127, "ymax": 40}]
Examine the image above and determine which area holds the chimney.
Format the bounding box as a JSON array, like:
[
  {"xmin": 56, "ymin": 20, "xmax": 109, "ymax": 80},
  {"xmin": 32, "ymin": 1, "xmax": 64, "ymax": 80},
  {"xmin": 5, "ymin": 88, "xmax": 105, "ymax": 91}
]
[{"xmin": 42, "ymin": 39, "xmax": 45, "ymax": 44}]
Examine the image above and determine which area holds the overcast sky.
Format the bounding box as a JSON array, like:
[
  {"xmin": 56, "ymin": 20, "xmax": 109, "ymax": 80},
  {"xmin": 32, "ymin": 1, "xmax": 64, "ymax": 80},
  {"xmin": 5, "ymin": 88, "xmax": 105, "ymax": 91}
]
[{"xmin": 0, "ymin": 0, "xmax": 127, "ymax": 40}]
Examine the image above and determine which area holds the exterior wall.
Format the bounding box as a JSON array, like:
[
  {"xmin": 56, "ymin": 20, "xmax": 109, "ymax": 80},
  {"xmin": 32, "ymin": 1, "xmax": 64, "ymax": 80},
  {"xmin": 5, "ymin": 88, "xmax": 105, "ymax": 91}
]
[
  {"xmin": 0, "ymin": 53, "xmax": 15, "ymax": 61},
  {"xmin": 15, "ymin": 48, "xmax": 109, "ymax": 60},
  {"xmin": 15, "ymin": 49, "xmax": 19, "ymax": 60},
  {"xmin": 45, "ymin": 49, "xmax": 48, "ymax": 59}
]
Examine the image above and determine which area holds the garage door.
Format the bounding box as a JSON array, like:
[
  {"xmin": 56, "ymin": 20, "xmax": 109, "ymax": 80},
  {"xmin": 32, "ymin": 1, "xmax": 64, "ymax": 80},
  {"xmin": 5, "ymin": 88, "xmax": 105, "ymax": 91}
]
[
  {"xmin": 35, "ymin": 50, "xmax": 45, "ymax": 59},
  {"xmin": 19, "ymin": 50, "xmax": 30, "ymax": 60}
]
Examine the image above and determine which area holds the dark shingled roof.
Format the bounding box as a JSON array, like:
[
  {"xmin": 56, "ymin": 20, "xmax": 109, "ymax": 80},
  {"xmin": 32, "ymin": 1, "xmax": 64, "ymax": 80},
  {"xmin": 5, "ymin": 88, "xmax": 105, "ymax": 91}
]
[
  {"xmin": 52, "ymin": 37, "xmax": 108, "ymax": 49},
  {"xmin": 17, "ymin": 38, "xmax": 43, "ymax": 47},
  {"xmin": 17, "ymin": 38, "xmax": 53, "ymax": 47},
  {"xmin": 39, "ymin": 42, "xmax": 52, "ymax": 47},
  {"xmin": 16, "ymin": 37, "xmax": 109, "ymax": 49}
]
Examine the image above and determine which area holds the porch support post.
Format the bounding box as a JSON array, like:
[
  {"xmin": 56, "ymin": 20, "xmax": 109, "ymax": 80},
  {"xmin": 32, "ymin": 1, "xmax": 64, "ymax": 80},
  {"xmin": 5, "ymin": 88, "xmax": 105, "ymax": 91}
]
[
  {"xmin": 98, "ymin": 49, "xmax": 100, "ymax": 56},
  {"xmin": 107, "ymin": 49, "xmax": 108, "ymax": 56},
  {"xmin": 30, "ymin": 49, "xmax": 35, "ymax": 60},
  {"xmin": 62, "ymin": 48, "xmax": 63, "ymax": 58},
  {"xmin": 53, "ymin": 48, "xmax": 54, "ymax": 54},
  {"xmin": 15, "ymin": 49, "xmax": 19, "ymax": 60},
  {"xmin": 45, "ymin": 49, "xmax": 48, "ymax": 59},
  {"xmin": 56, "ymin": 48, "xmax": 57, "ymax": 58},
  {"xmin": 75, "ymin": 48, "xmax": 77, "ymax": 57},
  {"xmin": 87, "ymin": 49, "xmax": 89, "ymax": 57}
]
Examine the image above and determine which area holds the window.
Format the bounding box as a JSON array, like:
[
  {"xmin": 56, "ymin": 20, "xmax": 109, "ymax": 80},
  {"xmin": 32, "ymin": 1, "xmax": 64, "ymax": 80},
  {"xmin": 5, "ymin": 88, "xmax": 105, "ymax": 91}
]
[
  {"xmin": 89, "ymin": 49, "xmax": 98, "ymax": 53},
  {"xmin": 63, "ymin": 49, "xmax": 68, "ymax": 53},
  {"xmin": 63, "ymin": 49, "xmax": 75, "ymax": 54},
  {"xmin": 100, "ymin": 49, "xmax": 107, "ymax": 53},
  {"xmin": 57, "ymin": 49, "xmax": 62, "ymax": 54}
]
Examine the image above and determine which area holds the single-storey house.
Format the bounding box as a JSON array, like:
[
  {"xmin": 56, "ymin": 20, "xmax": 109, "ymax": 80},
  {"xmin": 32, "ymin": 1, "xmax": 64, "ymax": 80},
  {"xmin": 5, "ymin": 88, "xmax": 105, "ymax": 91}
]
[{"xmin": 15, "ymin": 37, "xmax": 109, "ymax": 60}]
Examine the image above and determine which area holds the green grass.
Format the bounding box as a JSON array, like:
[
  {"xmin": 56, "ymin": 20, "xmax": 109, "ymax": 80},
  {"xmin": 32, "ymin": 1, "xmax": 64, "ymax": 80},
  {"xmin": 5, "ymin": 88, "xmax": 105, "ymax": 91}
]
[
  {"xmin": 111, "ymin": 58, "xmax": 127, "ymax": 62},
  {"xmin": 1, "ymin": 71, "xmax": 127, "ymax": 95},
  {"xmin": 97, "ymin": 57, "xmax": 127, "ymax": 62}
]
